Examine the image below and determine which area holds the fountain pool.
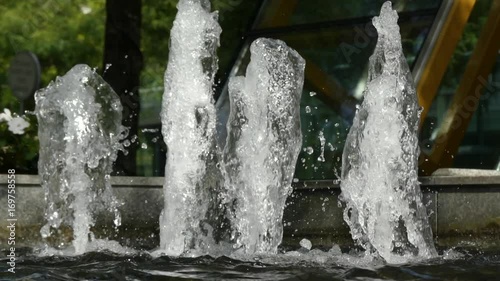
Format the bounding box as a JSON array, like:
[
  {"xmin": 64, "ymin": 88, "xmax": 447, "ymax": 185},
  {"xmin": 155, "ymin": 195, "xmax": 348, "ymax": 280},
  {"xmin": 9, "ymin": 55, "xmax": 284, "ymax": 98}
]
[
  {"xmin": 0, "ymin": 247, "xmax": 499, "ymax": 280},
  {"xmin": 1, "ymin": 172, "xmax": 500, "ymax": 279},
  {"xmin": 1, "ymin": 0, "xmax": 500, "ymax": 280}
]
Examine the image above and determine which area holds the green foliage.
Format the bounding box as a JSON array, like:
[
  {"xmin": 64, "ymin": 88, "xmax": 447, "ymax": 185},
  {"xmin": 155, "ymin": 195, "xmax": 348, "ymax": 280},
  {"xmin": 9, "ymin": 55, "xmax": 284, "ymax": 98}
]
[
  {"xmin": 0, "ymin": 0, "xmax": 106, "ymax": 172},
  {"xmin": 0, "ymin": 114, "xmax": 39, "ymax": 173},
  {"xmin": 137, "ymin": 0, "xmax": 260, "ymax": 131},
  {"xmin": 139, "ymin": 0, "xmax": 259, "ymax": 99},
  {"xmin": 0, "ymin": 1, "xmax": 105, "ymax": 88},
  {"xmin": 0, "ymin": 0, "xmax": 259, "ymax": 173},
  {"xmin": 141, "ymin": 0, "xmax": 177, "ymax": 90}
]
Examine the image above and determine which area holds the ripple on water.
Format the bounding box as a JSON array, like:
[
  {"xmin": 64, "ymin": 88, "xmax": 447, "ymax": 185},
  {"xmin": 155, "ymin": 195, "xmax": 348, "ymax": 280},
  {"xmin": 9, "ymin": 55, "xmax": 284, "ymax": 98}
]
[{"xmin": 1, "ymin": 247, "xmax": 499, "ymax": 280}]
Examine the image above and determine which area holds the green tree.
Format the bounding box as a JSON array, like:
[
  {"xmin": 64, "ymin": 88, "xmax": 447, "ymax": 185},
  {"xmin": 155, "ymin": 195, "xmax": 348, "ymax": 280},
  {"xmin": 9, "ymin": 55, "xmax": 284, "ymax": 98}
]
[{"xmin": 0, "ymin": 0, "xmax": 106, "ymax": 172}]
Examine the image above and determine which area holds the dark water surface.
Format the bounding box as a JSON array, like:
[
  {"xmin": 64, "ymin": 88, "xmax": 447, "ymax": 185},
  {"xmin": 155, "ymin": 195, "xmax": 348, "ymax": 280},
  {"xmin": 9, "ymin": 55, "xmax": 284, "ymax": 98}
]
[{"xmin": 1, "ymin": 248, "xmax": 499, "ymax": 280}]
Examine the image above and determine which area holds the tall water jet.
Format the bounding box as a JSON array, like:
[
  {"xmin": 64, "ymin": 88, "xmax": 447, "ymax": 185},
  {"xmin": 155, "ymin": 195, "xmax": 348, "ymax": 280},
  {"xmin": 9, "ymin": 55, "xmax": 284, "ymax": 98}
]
[
  {"xmin": 35, "ymin": 64, "xmax": 124, "ymax": 254},
  {"xmin": 159, "ymin": 0, "xmax": 222, "ymax": 256},
  {"xmin": 340, "ymin": 2, "xmax": 437, "ymax": 263},
  {"xmin": 223, "ymin": 38, "xmax": 305, "ymax": 254}
]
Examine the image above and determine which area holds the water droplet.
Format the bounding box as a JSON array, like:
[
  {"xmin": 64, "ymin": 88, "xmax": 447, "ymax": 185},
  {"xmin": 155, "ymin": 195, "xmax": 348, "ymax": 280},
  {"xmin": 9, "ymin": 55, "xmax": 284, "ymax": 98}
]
[
  {"xmin": 40, "ymin": 225, "xmax": 50, "ymax": 238},
  {"xmin": 299, "ymin": 238, "xmax": 312, "ymax": 250},
  {"xmin": 123, "ymin": 140, "xmax": 131, "ymax": 147},
  {"xmin": 327, "ymin": 143, "xmax": 335, "ymax": 151},
  {"xmin": 306, "ymin": 147, "xmax": 314, "ymax": 155},
  {"xmin": 114, "ymin": 216, "xmax": 121, "ymax": 227},
  {"xmin": 141, "ymin": 128, "xmax": 159, "ymax": 133},
  {"xmin": 131, "ymin": 135, "xmax": 138, "ymax": 143}
]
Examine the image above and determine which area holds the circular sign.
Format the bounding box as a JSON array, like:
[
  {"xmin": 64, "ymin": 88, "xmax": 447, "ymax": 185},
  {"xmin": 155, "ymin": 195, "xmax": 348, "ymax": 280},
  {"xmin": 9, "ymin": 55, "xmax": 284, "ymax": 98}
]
[{"xmin": 8, "ymin": 51, "xmax": 41, "ymax": 101}]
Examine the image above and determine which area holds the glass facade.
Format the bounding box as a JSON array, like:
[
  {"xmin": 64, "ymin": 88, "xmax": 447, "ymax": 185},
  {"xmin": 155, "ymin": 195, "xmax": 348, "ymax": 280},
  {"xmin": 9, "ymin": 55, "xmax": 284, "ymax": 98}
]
[
  {"xmin": 422, "ymin": 0, "xmax": 500, "ymax": 170},
  {"xmin": 261, "ymin": 0, "xmax": 440, "ymax": 27},
  {"xmin": 217, "ymin": 0, "xmax": 442, "ymax": 179},
  {"xmin": 1, "ymin": 0, "xmax": 499, "ymax": 177}
]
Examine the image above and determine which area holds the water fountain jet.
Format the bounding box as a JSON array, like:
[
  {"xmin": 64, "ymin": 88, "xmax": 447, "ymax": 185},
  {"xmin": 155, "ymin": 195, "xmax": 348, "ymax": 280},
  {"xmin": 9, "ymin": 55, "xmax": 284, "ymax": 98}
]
[
  {"xmin": 35, "ymin": 64, "xmax": 125, "ymax": 254},
  {"xmin": 223, "ymin": 38, "xmax": 305, "ymax": 255},
  {"xmin": 159, "ymin": 0, "xmax": 222, "ymax": 256},
  {"xmin": 340, "ymin": 1, "xmax": 438, "ymax": 263}
]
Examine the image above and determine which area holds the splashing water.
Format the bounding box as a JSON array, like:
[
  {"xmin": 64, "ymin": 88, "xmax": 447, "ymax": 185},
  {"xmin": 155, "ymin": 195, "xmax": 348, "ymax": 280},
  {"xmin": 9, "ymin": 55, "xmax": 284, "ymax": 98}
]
[
  {"xmin": 318, "ymin": 131, "xmax": 326, "ymax": 162},
  {"xmin": 339, "ymin": 2, "xmax": 437, "ymax": 263},
  {"xmin": 223, "ymin": 38, "xmax": 305, "ymax": 254},
  {"xmin": 159, "ymin": 0, "xmax": 222, "ymax": 256},
  {"xmin": 35, "ymin": 64, "xmax": 125, "ymax": 255}
]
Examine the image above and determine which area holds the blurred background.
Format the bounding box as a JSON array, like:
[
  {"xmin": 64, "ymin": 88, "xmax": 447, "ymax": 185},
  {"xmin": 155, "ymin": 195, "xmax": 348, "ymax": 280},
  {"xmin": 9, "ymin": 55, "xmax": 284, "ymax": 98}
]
[{"xmin": 0, "ymin": 0, "xmax": 499, "ymax": 179}]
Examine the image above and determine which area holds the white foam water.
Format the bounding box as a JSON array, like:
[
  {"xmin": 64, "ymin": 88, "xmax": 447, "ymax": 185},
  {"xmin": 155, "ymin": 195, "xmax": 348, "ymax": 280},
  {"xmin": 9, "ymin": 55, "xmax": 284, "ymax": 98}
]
[
  {"xmin": 35, "ymin": 64, "xmax": 124, "ymax": 255},
  {"xmin": 223, "ymin": 38, "xmax": 305, "ymax": 254},
  {"xmin": 36, "ymin": 238, "xmax": 136, "ymax": 257},
  {"xmin": 159, "ymin": 0, "xmax": 222, "ymax": 256},
  {"xmin": 340, "ymin": 2, "xmax": 437, "ymax": 263}
]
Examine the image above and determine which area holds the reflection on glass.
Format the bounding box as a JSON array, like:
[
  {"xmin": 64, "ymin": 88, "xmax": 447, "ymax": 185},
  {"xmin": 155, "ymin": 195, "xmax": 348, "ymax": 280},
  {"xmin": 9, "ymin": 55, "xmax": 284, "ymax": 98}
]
[
  {"xmin": 295, "ymin": 88, "xmax": 349, "ymax": 180},
  {"xmin": 241, "ymin": 7, "xmax": 438, "ymax": 180},
  {"xmin": 421, "ymin": 0, "xmax": 500, "ymax": 170},
  {"xmin": 257, "ymin": 0, "xmax": 441, "ymax": 28}
]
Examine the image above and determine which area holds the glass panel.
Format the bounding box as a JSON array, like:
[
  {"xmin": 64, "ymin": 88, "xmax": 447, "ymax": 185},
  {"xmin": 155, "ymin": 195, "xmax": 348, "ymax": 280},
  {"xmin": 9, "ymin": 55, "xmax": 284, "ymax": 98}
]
[
  {"xmin": 454, "ymin": 61, "xmax": 500, "ymax": 169},
  {"xmin": 423, "ymin": 56, "xmax": 500, "ymax": 169},
  {"xmin": 295, "ymin": 88, "xmax": 349, "ymax": 180},
  {"xmin": 0, "ymin": 0, "xmax": 444, "ymax": 177},
  {"xmin": 420, "ymin": 0, "xmax": 499, "ymax": 169},
  {"xmin": 237, "ymin": 15, "xmax": 436, "ymax": 180},
  {"xmin": 278, "ymin": 17, "xmax": 434, "ymax": 97},
  {"xmin": 256, "ymin": 0, "xmax": 441, "ymax": 28}
]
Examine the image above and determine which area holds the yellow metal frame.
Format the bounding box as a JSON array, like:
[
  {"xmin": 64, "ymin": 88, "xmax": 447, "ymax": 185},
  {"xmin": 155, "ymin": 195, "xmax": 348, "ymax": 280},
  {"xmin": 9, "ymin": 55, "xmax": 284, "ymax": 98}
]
[
  {"xmin": 250, "ymin": 0, "xmax": 500, "ymax": 175},
  {"xmin": 422, "ymin": 0, "xmax": 500, "ymax": 174},
  {"xmin": 417, "ymin": 0, "xmax": 476, "ymax": 125}
]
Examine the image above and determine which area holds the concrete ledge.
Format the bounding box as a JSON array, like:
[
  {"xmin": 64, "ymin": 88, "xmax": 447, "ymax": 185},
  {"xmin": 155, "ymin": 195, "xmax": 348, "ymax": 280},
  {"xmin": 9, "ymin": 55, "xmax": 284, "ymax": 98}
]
[{"xmin": 1, "ymin": 170, "xmax": 500, "ymax": 250}]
